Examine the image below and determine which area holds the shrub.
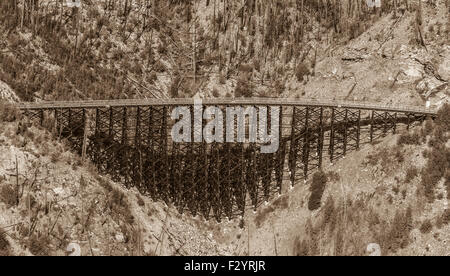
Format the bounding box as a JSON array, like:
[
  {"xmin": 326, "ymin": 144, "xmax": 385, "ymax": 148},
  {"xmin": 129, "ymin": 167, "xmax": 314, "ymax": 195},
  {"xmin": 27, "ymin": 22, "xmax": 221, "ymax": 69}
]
[
  {"xmin": 377, "ymin": 207, "xmax": 413, "ymax": 253},
  {"xmin": 0, "ymin": 184, "xmax": 19, "ymax": 207},
  {"xmin": 212, "ymin": 88, "xmax": 220, "ymax": 97},
  {"xmin": 272, "ymin": 195, "xmax": 289, "ymax": 210},
  {"xmin": 326, "ymin": 171, "xmax": 341, "ymax": 182},
  {"xmin": 397, "ymin": 132, "xmax": 421, "ymax": 146},
  {"xmin": 108, "ymin": 188, "xmax": 134, "ymax": 225},
  {"xmin": 28, "ymin": 234, "xmax": 50, "ymax": 256},
  {"xmin": 295, "ymin": 62, "xmax": 310, "ymax": 82},
  {"xmin": 439, "ymin": 209, "xmax": 450, "ymax": 226},
  {"xmin": 0, "ymin": 230, "xmax": 10, "ymax": 256},
  {"xmin": 322, "ymin": 196, "xmax": 337, "ymax": 233},
  {"xmin": 146, "ymin": 72, "xmax": 158, "ymax": 84},
  {"xmin": 136, "ymin": 194, "xmax": 145, "ymax": 207},
  {"xmin": 0, "ymin": 101, "xmax": 21, "ymax": 122},
  {"xmin": 238, "ymin": 64, "xmax": 253, "ymax": 73},
  {"xmin": 421, "ymin": 145, "xmax": 449, "ymax": 202},
  {"xmin": 334, "ymin": 228, "xmax": 344, "ymax": 256},
  {"xmin": 446, "ymin": 172, "xmax": 450, "ymax": 199},
  {"xmin": 169, "ymin": 75, "xmax": 181, "ymax": 98},
  {"xmin": 404, "ymin": 166, "xmax": 418, "ymax": 183},
  {"xmin": 308, "ymin": 171, "xmax": 328, "ymax": 211},
  {"xmin": 294, "ymin": 238, "xmax": 310, "ymax": 256},
  {"xmin": 219, "ymin": 74, "xmax": 226, "ymax": 85},
  {"xmin": 234, "ymin": 77, "xmax": 253, "ymax": 98},
  {"xmin": 254, "ymin": 205, "xmax": 275, "ymax": 228},
  {"xmin": 392, "ymin": 185, "xmax": 400, "ymax": 195},
  {"xmin": 419, "ymin": 103, "xmax": 450, "ymax": 202},
  {"xmin": 394, "ymin": 149, "xmax": 404, "ymax": 163},
  {"xmin": 423, "ymin": 118, "xmax": 434, "ymax": 136},
  {"xmin": 419, "ymin": 219, "xmax": 433, "ymax": 234},
  {"xmin": 435, "ymin": 103, "xmax": 450, "ymax": 132},
  {"xmin": 98, "ymin": 177, "xmax": 113, "ymax": 193}
]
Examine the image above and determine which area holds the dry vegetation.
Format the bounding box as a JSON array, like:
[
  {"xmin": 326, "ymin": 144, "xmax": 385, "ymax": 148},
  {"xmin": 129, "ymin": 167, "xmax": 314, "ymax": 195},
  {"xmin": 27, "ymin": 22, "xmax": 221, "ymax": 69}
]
[
  {"xmin": 292, "ymin": 104, "xmax": 449, "ymax": 256},
  {"xmin": 0, "ymin": 114, "xmax": 237, "ymax": 256},
  {"xmin": 0, "ymin": 115, "xmax": 144, "ymax": 255},
  {"xmin": 1, "ymin": 0, "xmax": 437, "ymax": 101},
  {"xmin": 420, "ymin": 104, "xmax": 450, "ymax": 201},
  {"xmin": 294, "ymin": 194, "xmax": 416, "ymax": 256},
  {"xmin": 1, "ymin": 0, "xmax": 449, "ymax": 256},
  {"xmin": 308, "ymin": 171, "xmax": 328, "ymax": 211},
  {"xmin": 0, "ymin": 230, "xmax": 11, "ymax": 256},
  {"xmin": 0, "ymin": 100, "xmax": 22, "ymax": 122}
]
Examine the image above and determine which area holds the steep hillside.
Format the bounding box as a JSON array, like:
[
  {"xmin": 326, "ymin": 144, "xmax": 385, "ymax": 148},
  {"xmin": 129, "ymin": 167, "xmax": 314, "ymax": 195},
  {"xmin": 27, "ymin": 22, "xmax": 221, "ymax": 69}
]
[
  {"xmin": 0, "ymin": 105, "xmax": 236, "ymax": 256},
  {"xmin": 207, "ymin": 104, "xmax": 450, "ymax": 256},
  {"xmin": 2, "ymin": 102, "xmax": 448, "ymax": 256},
  {"xmin": 1, "ymin": 0, "xmax": 447, "ymax": 104},
  {"xmin": 303, "ymin": 0, "xmax": 450, "ymax": 108}
]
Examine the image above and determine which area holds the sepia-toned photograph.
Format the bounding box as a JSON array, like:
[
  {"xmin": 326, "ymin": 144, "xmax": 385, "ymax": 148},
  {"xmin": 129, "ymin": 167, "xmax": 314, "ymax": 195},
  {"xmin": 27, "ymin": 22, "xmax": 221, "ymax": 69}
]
[{"xmin": 0, "ymin": 0, "xmax": 449, "ymax": 260}]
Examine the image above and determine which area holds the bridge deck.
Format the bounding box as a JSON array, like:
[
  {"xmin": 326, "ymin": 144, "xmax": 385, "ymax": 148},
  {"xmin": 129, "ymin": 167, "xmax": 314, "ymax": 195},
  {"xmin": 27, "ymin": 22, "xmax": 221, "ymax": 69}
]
[{"xmin": 17, "ymin": 98, "xmax": 437, "ymax": 115}]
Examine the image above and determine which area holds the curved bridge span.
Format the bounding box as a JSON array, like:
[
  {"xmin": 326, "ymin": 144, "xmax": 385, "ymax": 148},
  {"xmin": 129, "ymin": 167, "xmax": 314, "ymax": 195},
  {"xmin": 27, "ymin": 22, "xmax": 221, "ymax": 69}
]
[{"xmin": 19, "ymin": 98, "xmax": 436, "ymax": 221}]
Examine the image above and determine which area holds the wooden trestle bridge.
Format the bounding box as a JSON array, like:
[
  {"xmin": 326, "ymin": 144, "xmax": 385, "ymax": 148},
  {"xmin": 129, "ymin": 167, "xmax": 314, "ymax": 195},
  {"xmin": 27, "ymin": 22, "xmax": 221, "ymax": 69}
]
[{"xmin": 18, "ymin": 98, "xmax": 437, "ymax": 221}]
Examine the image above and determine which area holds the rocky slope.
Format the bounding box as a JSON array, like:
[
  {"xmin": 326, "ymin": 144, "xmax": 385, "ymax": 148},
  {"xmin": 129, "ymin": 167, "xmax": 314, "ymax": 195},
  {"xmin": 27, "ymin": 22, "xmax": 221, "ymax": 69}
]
[
  {"xmin": 1, "ymin": 104, "xmax": 448, "ymax": 256},
  {"xmin": 296, "ymin": 0, "xmax": 449, "ymax": 109},
  {"xmin": 1, "ymin": 1, "xmax": 447, "ymax": 104},
  {"xmin": 0, "ymin": 114, "xmax": 237, "ymax": 256}
]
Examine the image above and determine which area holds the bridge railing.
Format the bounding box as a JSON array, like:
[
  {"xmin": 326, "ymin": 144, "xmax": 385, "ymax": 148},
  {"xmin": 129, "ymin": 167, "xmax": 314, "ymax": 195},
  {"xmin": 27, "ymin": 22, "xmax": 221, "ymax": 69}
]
[{"xmin": 17, "ymin": 97, "xmax": 437, "ymax": 115}]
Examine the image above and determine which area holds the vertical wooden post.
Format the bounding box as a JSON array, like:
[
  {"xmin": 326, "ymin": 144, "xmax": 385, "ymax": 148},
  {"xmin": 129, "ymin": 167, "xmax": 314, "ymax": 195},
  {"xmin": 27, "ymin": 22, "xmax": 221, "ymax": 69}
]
[
  {"xmin": 39, "ymin": 109, "xmax": 44, "ymax": 126},
  {"xmin": 279, "ymin": 106, "xmax": 283, "ymax": 140},
  {"xmin": 121, "ymin": 107, "xmax": 129, "ymax": 188},
  {"xmin": 302, "ymin": 107, "xmax": 310, "ymax": 179},
  {"xmin": 356, "ymin": 110, "xmax": 361, "ymax": 150},
  {"xmin": 81, "ymin": 109, "xmax": 88, "ymax": 161},
  {"xmin": 68, "ymin": 108, "xmax": 72, "ymax": 130},
  {"xmin": 54, "ymin": 109, "xmax": 59, "ymax": 134},
  {"xmin": 318, "ymin": 107, "xmax": 324, "ymax": 168},
  {"xmin": 343, "ymin": 109, "xmax": 348, "ymax": 156},
  {"xmin": 135, "ymin": 107, "xmax": 141, "ymax": 147},
  {"xmin": 277, "ymin": 105, "xmax": 284, "ymax": 194},
  {"xmin": 370, "ymin": 110, "xmax": 374, "ymax": 142},
  {"xmin": 383, "ymin": 112, "xmax": 388, "ymax": 135},
  {"xmin": 329, "ymin": 108, "xmax": 335, "ymax": 162},
  {"xmin": 95, "ymin": 108, "xmax": 100, "ymax": 136},
  {"xmin": 393, "ymin": 113, "xmax": 397, "ymax": 134},
  {"xmin": 161, "ymin": 105, "xmax": 168, "ymax": 202},
  {"xmin": 94, "ymin": 108, "xmax": 100, "ymax": 167},
  {"xmin": 289, "ymin": 107, "xmax": 298, "ymax": 184},
  {"xmin": 406, "ymin": 113, "xmax": 411, "ymax": 130},
  {"xmin": 121, "ymin": 107, "xmax": 128, "ymax": 145},
  {"xmin": 109, "ymin": 107, "xmax": 113, "ymax": 138}
]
